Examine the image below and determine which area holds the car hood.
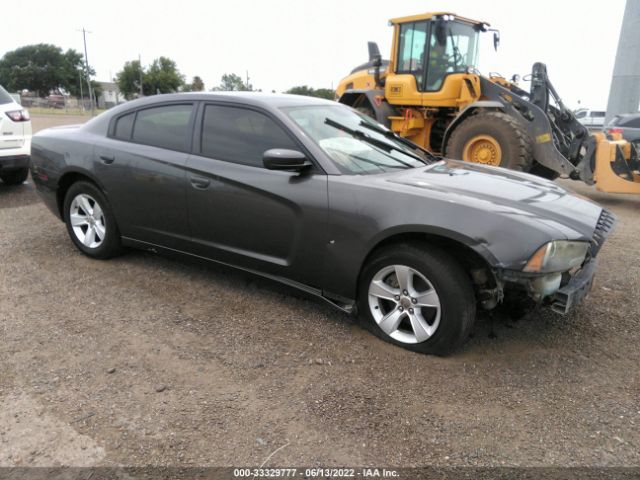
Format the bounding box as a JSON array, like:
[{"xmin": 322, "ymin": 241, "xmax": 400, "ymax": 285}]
[{"xmin": 376, "ymin": 159, "xmax": 602, "ymax": 239}]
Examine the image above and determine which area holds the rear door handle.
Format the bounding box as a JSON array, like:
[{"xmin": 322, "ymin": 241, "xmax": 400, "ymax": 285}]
[
  {"xmin": 190, "ymin": 176, "xmax": 211, "ymax": 189},
  {"xmin": 99, "ymin": 154, "xmax": 115, "ymax": 164}
]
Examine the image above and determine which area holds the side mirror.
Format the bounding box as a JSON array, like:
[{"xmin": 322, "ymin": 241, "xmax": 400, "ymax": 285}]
[
  {"xmin": 367, "ymin": 41, "xmax": 381, "ymax": 62},
  {"xmin": 263, "ymin": 149, "xmax": 312, "ymax": 171}
]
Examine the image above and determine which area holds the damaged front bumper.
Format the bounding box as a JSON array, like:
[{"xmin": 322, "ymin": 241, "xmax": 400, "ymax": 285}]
[
  {"xmin": 549, "ymin": 258, "xmax": 597, "ymax": 314},
  {"xmin": 495, "ymin": 258, "xmax": 598, "ymax": 315}
]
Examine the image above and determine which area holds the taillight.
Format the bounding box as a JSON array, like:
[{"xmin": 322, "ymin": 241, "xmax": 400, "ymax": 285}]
[
  {"xmin": 5, "ymin": 110, "xmax": 30, "ymax": 122},
  {"xmin": 607, "ymin": 127, "xmax": 623, "ymax": 135}
]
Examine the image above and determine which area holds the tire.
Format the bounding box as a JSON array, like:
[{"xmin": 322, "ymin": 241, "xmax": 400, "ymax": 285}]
[
  {"xmin": 527, "ymin": 162, "xmax": 560, "ymax": 180},
  {"xmin": 0, "ymin": 167, "xmax": 29, "ymax": 185},
  {"xmin": 355, "ymin": 106, "xmax": 375, "ymax": 119},
  {"xmin": 63, "ymin": 181, "xmax": 123, "ymax": 259},
  {"xmin": 445, "ymin": 111, "xmax": 534, "ymax": 171},
  {"xmin": 358, "ymin": 242, "xmax": 476, "ymax": 356}
]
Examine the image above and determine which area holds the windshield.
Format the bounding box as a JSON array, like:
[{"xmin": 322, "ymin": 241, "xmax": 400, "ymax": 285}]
[
  {"xmin": 282, "ymin": 105, "xmax": 426, "ymax": 175},
  {"xmin": 426, "ymin": 21, "xmax": 479, "ymax": 91},
  {"xmin": 0, "ymin": 85, "xmax": 15, "ymax": 105}
]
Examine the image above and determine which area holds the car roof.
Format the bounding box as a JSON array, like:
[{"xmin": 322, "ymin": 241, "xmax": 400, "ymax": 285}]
[
  {"xmin": 127, "ymin": 91, "xmax": 334, "ymax": 109},
  {"xmin": 614, "ymin": 112, "xmax": 640, "ymax": 121},
  {"xmin": 83, "ymin": 92, "xmax": 339, "ymax": 133}
]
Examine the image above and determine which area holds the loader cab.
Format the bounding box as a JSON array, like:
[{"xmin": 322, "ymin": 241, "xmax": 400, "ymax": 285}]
[{"xmin": 387, "ymin": 13, "xmax": 486, "ymax": 105}]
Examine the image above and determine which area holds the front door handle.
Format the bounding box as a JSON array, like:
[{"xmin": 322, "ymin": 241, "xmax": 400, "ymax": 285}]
[
  {"xmin": 99, "ymin": 154, "xmax": 115, "ymax": 165},
  {"xmin": 190, "ymin": 176, "xmax": 211, "ymax": 189}
]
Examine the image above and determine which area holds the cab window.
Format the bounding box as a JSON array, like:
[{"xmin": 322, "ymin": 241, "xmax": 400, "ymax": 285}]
[
  {"xmin": 397, "ymin": 21, "xmax": 428, "ymax": 91},
  {"xmin": 426, "ymin": 21, "xmax": 479, "ymax": 91}
]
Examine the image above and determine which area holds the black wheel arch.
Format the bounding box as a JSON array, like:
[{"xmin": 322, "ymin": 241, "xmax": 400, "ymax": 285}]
[
  {"xmin": 442, "ymin": 100, "xmax": 505, "ymax": 153},
  {"xmin": 338, "ymin": 89, "xmax": 396, "ymax": 127},
  {"xmin": 357, "ymin": 230, "xmax": 499, "ymax": 299},
  {"xmin": 56, "ymin": 168, "xmax": 107, "ymax": 220}
]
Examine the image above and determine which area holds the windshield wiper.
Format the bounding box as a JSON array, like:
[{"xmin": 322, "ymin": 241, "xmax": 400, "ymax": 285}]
[
  {"xmin": 324, "ymin": 118, "xmax": 425, "ymax": 166},
  {"xmin": 357, "ymin": 121, "xmax": 439, "ymax": 161}
]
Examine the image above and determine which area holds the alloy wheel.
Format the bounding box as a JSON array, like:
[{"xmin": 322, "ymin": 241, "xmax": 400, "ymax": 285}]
[
  {"xmin": 69, "ymin": 193, "xmax": 106, "ymax": 249},
  {"xmin": 367, "ymin": 264, "xmax": 441, "ymax": 344}
]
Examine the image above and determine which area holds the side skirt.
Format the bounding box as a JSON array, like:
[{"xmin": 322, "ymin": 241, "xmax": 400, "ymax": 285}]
[{"xmin": 120, "ymin": 236, "xmax": 356, "ymax": 315}]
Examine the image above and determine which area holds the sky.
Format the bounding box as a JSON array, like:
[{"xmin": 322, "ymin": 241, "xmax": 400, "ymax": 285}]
[{"xmin": 0, "ymin": 0, "xmax": 627, "ymax": 109}]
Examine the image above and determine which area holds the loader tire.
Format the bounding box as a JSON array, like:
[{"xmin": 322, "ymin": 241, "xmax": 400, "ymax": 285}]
[
  {"xmin": 527, "ymin": 162, "xmax": 560, "ymax": 180},
  {"xmin": 446, "ymin": 112, "xmax": 534, "ymax": 172}
]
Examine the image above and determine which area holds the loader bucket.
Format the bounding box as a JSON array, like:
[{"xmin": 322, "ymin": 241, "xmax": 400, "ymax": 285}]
[{"xmin": 593, "ymin": 132, "xmax": 640, "ymax": 194}]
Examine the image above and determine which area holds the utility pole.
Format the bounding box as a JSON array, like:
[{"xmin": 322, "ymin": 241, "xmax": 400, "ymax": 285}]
[
  {"xmin": 246, "ymin": 70, "xmax": 250, "ymax": 91},
  {"xmin": 139, "ymin": 54, "xmax": 144, "ymax": 97},
  {"xmin": 78, "ymin": 28, "xmax": 94, "ymax": 114},
  {"xmin": 78, "ymin": 70, "xmax": 85, "ymax": 113}
]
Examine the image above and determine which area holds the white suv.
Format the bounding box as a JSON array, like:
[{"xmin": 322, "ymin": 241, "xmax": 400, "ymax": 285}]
[{"xmin": 0, "ymin": 85, "xmax": 31, "ymax": 185}]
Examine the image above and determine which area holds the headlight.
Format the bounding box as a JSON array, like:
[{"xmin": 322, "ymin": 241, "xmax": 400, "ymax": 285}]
[{"xmin": 523, "ymin": 241, "xmax": 589, "ymax": 273}]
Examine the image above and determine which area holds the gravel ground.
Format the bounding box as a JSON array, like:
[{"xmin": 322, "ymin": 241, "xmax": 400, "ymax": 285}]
[{"xmin": 0, "ymin": 115, "xmax": 639, "ymax": 467}]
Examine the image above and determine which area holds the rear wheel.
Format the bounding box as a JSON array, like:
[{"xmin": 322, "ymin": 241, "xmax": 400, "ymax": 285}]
[
  {"xmin": 63, "ymin": 181, "xmax": 123, "ymax": 259},
  {"xmin": 0, "ymin": 167, "xmax": 29, "ymax": 185},
  {"xmin": 358, "ymin": 242, "xmax": 476, "ymax": 356},
  {"xmin": 446, "ymin": 111, "xmax": 534, "ymax": 171}
]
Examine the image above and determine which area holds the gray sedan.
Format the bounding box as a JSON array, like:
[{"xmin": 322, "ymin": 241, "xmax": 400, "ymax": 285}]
[
  {"xmin": 607, "ymin": 113, "xmax": 640, "ymax": 146},
  {"xmin": 30, "ymin": 93, "xmax": 614, "ymax": 355}
]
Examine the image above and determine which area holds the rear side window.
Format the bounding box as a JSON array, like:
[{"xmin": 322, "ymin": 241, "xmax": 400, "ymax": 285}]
[
  {"xmin": 200, "ymin": 105, "xmax": 298, "ymax": 167},
  {"xmin": 132, "ymin": 104, "xmax": 193, "ymax": 151},
  {"xmin": 0, "ymin": 85, "xmax": 14, "ymax": 105},
  {"xmin": 114, "ymin": 112, "xmax": 135, "ymax": 140},
  {"xmin": 625, "ymin": 117, "xmax": 640, "ymax": 128},
  {"xmin": 590, "ymin": 111, "xmax": 606, "ymax": 118}
]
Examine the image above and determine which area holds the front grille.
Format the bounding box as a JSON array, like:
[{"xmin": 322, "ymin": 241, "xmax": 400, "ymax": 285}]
[{"xmin": 589, "ymin": 209, "xmax": 616, "ymax": 258}]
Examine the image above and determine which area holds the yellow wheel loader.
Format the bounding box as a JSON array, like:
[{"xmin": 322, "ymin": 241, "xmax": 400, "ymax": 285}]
[{"xmin": 336, "ymin": 12, "xmax": 640, "ymax": 194}]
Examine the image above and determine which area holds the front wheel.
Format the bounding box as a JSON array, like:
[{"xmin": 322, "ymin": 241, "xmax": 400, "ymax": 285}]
[
  {"xmin": 63, "ymin": 181, "xmax": 123, "ymax": 259},
  {"xmin": 445, "ymin": 111, "xmax": 534, "ymax": 171},
  {"xmin": 358, "ymin": 243, "xmax": 476, "ymax": 356},
  {"xmin": 0, "ymin": 167, "xmax": 29, "ymax": 185}
]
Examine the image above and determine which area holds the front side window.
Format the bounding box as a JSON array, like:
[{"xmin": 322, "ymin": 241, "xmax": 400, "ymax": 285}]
[
  {"xmin": 397, "ymin": 21, "xmax": 428, "ymax": 90},
  {"xmin": 283, "ymin": 105, "xmax": 425, "ymax": 175},
  {"xmin": 132, "ymin": 104, "xmax": 193, "ymax": 151},
  {"xmin": 200, "ymin": 105, "xmax": 298, "ymax": 167},
  {"xmin": 426, "ymin": 21, "xmax": 479, "ymax": 91}
]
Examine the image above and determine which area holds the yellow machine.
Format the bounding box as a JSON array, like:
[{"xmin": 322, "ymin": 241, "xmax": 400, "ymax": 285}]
[{"xmin": 336, "ymin": 12, "xmax": 640, "ymax": 194}]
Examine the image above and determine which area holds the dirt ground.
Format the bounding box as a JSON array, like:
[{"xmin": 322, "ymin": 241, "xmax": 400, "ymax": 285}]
[{"xmin": 0, "ymin": 114, "xmax": 639, "ymax": 468}]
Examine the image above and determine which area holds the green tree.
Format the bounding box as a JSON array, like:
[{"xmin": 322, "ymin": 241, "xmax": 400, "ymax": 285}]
[
  {"xmin": 211, "ymin": 73, "xmax": 252, "ymax": 91},
  {"xmin": 115, "ymin": 60, "xmax": 144, "ymax": 100},
  {"xmin": 182, "ymin": 75, "xmax": 205, "ymax": 92},
  {"xmin": 116, "ymin": 57, "xmax": 185, "ymax": 99},
  {"xmin": 144, "ymin": 56, "xmax": 184, "ymax": 95},
  {"xmin": 0, "ymin": 44, "xmax": 89, "ymax": 97},
  {"xmin": 285, "ymin": 85, "xmax": 335, "ymax": 100}
]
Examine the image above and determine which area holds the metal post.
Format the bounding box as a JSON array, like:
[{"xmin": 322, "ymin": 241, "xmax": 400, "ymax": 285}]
[
  {"xmin": 79, "ymin": 28, "xmax": 94, "ymax": 115},
  {"xmin": 139, "ymin": 54, "xmax": 144, "ymax": 97},
  {"xmin": 78, "ymin": 70, "xmax": 85, "ymax": 113},
  {"xmin": 605, "ymin": 0, "xmax": 640, "ymax": 123}
]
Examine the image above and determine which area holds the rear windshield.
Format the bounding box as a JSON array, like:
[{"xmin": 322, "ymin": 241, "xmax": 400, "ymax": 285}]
[
  {"xmin": 0, "ymin": 85, "xmax": 14, "ymax": 105},
  {"xmin": 619, "ymin": 116, "xmax": 640, "ymax": 128}
]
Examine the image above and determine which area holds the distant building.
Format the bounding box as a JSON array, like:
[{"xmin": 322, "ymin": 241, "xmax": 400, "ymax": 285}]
[{"xmin": 97, "ymin": 81, "xmax": 125, "ymax": 109}]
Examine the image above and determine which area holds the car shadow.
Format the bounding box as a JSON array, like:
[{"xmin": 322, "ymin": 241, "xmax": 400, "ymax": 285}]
[{"xmin": 0, "ymin": 178, "xmax": 41, "ymax": 209}]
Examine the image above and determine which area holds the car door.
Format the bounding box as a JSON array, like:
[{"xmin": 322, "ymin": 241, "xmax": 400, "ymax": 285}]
[
  {"xmin": 185, "ymin": 102, "xmax": 328, "ymax": 287},
  {"xmin": 93, "ymin": 102, "xmax": 195, "ymax": 250}
]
